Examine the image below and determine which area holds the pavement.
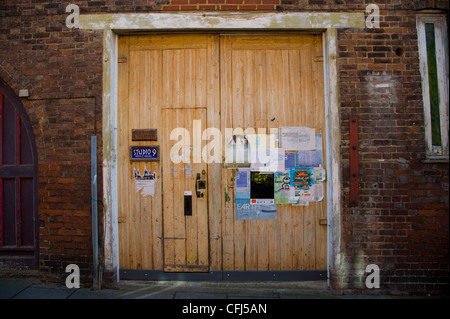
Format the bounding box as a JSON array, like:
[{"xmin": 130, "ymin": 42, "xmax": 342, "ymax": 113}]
[
  {"xmin": 0, "ymin": 276, "xmax": 447, "ymax": 300},
  {"xmin": 2, "ymin": 277, "xmax": 446, "ymax": 319}
]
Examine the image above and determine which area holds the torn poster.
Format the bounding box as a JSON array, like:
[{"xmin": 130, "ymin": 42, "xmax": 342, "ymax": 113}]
[
  {"xmin": 134, "ymin": 167, "xmax": 156, "ymax": 197},
  {"xmin": 313, "ymin": 166, "xmax": 326, "ymax": 182},
  {"xmin": 274, "ymin": 171, "xmax": 290, "ymax": 204},
  {"xmin": 182, "ymin": 163, "xmax": 193, "ymax": 177},
  {"xmin": 279, "ymin": 127, "xmax": 315, "ymax": 151},
  {"xmin": 290, "ymin": 181, "xmax": 324, "ymax": 203}
]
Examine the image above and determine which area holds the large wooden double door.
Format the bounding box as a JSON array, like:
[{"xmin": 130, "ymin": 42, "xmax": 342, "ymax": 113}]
[{"xmin": 118, "ymin": 33, "xmax": 326, "ymax": 273}]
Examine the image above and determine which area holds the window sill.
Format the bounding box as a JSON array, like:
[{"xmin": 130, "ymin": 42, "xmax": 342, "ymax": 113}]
[{"xmin": 422, "ymin": 156, "xmax": 449, "ymax": 164}]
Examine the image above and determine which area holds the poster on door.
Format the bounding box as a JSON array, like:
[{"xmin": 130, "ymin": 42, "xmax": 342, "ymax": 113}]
[
  {"xmin": 274, "ymin": 171, "xmax": 290, "ymax": 204},
  {"xmin": 235, "ymin": 199, "xmax": 277, "ymax": 220},
  {"xmin": 134, "ymin": 167, "xmax": 156, "ymax": 197}
]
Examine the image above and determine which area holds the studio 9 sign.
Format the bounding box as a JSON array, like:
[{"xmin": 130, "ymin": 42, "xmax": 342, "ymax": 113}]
[{"xmin": 130, "ymin": 146, "xmax": 160, "ymax": 162}]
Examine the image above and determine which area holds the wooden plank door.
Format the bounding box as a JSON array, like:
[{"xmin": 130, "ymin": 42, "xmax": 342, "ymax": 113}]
[
  {"xmin": 220, "ymin": 34, "xmax": 327, "ymax": 271},
  {"xmin": 162, "ymin": 108, "xmax": 209, "ymax": 272},
  {"xmin": 118, "ymin": 34, "xmax": 218, "ymax": 272}
]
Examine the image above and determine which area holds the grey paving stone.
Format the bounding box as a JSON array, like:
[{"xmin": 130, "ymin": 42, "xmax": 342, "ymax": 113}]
[
  {"xmin": 0, "ymin": 278, "xmax": 38, "ymax": 299},
  {"xmin": 227, "ymin": 294, "xmax": 280, "ymax": 299},
  {"xmin": 12, "ymin": 284, "xmax": 75, "ymax": 299},
  {"xmin": 68, "ymin": 287, "xmax": 124, "ymax": 299},
  {"xmin": 175, "ymin": 292, "xmax": 227, "ymax": 299}
]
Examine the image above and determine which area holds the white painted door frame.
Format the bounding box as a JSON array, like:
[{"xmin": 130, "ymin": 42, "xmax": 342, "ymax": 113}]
[{"xmin": 78, "ymin": 11, "xmax": 365, "ymax": 285}]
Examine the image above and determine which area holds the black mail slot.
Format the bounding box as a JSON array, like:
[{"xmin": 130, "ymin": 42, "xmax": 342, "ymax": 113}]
[{"xmin": 184, "ymin": 193, "xmax": 192, "ymax": 216}]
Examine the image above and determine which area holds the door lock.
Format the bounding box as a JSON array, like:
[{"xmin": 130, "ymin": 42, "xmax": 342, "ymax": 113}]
[{"xmin": 195, "ymin": 173, "xmax": 206, "ymax": 198}]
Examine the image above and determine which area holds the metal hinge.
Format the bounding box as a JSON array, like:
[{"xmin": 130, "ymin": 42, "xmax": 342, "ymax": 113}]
[
  {"xmin": 118, "ymin": 57, "xmax": 127, "ymax": 63},
  {"xmin": 314, "ymin": 56, "xmax": 323, "ymax": 62}
]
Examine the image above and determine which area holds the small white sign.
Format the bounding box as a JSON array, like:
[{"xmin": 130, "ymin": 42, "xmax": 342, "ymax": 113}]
[{"xmin": 184, "ymin": 191, "xmax": 192, "ymax": 196}]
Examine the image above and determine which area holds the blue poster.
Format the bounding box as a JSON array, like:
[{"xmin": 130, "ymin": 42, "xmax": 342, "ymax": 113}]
[
  {"xmin": 297, "ymin": 134, "xmax": 323, "ymax": 167},
  {"xmin": 284, "ymin": 151, "xmax": 297, "ymax": 169},
  {"xmin": 235, "ymin": 168, "xmax": 250, "ymax": 200}
]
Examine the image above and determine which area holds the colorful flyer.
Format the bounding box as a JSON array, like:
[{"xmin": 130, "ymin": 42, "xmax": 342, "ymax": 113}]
[
  {"xmin": 275, "ymin": 171, "xmax": 291, "ymax": 204},
  {"xmin": 290, "ymin": 166, "xmax": 315, "ymax": 190}
]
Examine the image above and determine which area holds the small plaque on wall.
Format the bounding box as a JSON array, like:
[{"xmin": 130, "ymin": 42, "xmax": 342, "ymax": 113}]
[
  {"xmin": 130, "ymin": 146, "xmax": 160, "ymax": 161},
  {"xmin": 132, "ymin": 129, "xmax": 157, "ymax": 141}
]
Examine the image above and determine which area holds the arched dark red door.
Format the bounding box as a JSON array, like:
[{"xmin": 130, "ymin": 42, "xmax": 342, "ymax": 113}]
[{"xmin": 0, "ymin": 79, "xmax": 38, "ymax": 269}]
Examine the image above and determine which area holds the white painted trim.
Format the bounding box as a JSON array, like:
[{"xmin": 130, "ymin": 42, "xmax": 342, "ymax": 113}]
[
  {"xmin": 102, "ymin": 29, "xmax": 120, "ymax": 282},
  {"xmin": 87, "ymin": 12, "xmax": 364, "ymax": 285},
  {"xmin": 416, "ymin": 14, "xmax": 449, "ymax": 158},
  {"xmin": 80, "ymin": 12, "xmax": 364, "ymax": 30},
  {"xmin": 324, "ymin": 28, "xmax": 341, "ymax": 281}
]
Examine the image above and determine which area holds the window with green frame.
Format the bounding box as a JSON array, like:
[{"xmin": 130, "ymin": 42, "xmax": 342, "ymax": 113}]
[{"xmin": 416, "ymin": 14, "xmax": 449, "ymax": 160}]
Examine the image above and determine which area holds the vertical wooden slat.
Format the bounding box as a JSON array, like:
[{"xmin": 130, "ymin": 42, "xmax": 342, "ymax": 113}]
[
  {"xmin": 162, "ymin": 108, "xmax": 174, "ymax": 266},
  {"xmin": 139, "ymin": 50, "xmax": 150, "ymax": 269},
  {"xmin": 17, "ymin": 114, "xmax": 21, "ymax": 247},
  {"xmin": 0, "ymin": 92, "xmax": 3, "ymax": 247},
  {"xmin": 0, "ymin": 92, "xmax": 3, "ymax": 166},
  {"xmin": 117, "ymin": 36, "xmax": 130, "ymax": 269},
  {"xmin": 150, "ymin": 49, "xmax": 163, "ymax": 270},
  {"xmin": 220, "ymin": 35, "xmax": 234, "ymax": 271},
  {"xmin": 185, "ymin": 110, "xmax": 195, "ymax": 266},
  {"xmin": 232, "ymin": 46, "xmax": 246, "ymax": 271},
  {"xmin": 197, "ymin": 109, "xmax": 209, "ymax": 267},
  {"xmin": 0, "ymin": 177, "xmax": 3, "ymax": 247},
  {"xmin": 128, "ymin": 50, "xmax": 140, "ymax": 269},
  {"xmin": 313, "ymin": 34, "xmax": 327, "ymax": 270},
  {"xmin": 173, "ymin": 108, "xmax": 185, "ymax": 266},
  {"xmin": 207, "ymin": 34, "xmax": 221, "ymax": 271}
]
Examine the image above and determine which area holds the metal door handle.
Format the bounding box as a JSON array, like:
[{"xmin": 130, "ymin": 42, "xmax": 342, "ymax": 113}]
[{"xmin": 195, "ymin": 173, "xmax": 201, "ymax": 198}]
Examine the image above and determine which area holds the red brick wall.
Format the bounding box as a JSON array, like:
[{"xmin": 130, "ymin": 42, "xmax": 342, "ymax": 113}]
[
  {"xmin": 0, "ymin": 0, "xmax": 448, "ymax": 293},
  {"xmin": 335, "ymin": 4, "xmax": 449, "ymax": 295},
  {"xmin": 0, "ymin": 2, "xmax": 104, "ymax": 283}
]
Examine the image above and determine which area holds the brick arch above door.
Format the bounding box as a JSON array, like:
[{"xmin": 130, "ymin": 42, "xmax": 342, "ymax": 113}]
[{"xmin": 0, "ymin": 78, "xmax": 39, "ymax": 269}]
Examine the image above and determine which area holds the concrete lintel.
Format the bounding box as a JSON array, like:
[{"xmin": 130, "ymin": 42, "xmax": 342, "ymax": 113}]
[{"xmin": 80, "ymin": 12, "xmax": 365, "ymax": 31}]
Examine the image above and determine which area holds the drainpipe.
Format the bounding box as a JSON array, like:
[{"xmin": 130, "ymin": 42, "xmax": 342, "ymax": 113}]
[{"xmin": 91, "ymin": 136, "xmax": 100, "ymax": 289}]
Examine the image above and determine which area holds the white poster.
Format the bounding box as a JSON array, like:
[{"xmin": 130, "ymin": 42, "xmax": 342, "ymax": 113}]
[
  {"xmin": 279, "ymin": 127, "xmax": 316, "ymax": 151},
  {"xmin": 250, "ymin": 148, "xmax": 285, "ymax": 172},
  {"xmin": 134, "ymin": 167, "xmax": 156, "ymax": 197}
]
